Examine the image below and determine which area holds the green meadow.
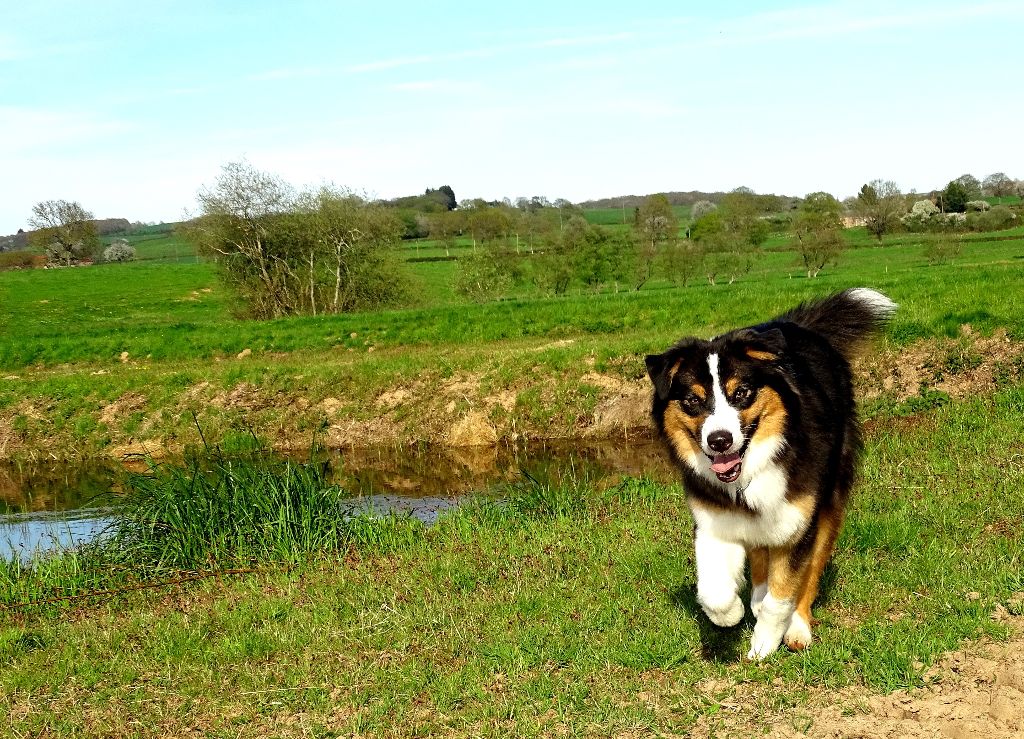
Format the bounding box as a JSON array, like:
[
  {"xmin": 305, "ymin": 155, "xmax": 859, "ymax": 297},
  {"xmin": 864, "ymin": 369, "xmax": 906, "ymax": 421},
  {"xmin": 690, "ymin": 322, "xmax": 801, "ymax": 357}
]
[
  {"xmin": 1, "ymin": 387, "xmax": 1023, "ymax": 736},
  {"xmin": 1, "ymin": 223, "xmax": 1023, "ymax": 459},
  {"xmin": 1, "ymin": 215, "xmax": 1024, "ymax": 736}
]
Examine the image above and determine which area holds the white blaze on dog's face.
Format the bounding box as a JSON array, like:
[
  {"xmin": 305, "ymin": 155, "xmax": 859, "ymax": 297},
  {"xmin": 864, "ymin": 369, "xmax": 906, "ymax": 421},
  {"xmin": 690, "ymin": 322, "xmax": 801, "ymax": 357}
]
[{"xmin": 703, "ymin": 353, "xmax": 745, "ymax": 481}]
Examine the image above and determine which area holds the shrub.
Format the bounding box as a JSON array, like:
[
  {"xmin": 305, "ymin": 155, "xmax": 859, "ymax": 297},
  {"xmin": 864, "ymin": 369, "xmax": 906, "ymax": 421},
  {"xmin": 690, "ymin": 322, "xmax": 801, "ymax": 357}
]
[
  {"xmin": 965, "ymin": 200, "xmax": 990, "ymax": 212},
  {"xmin": 923, "ymin": 237, "xmax": 963, "ymax": 265},
  {"xmin": 454, "ymin": 248, "xmax": 513, "ymax": 302},
  {"xmin": 0, "ymin": 250, "xmax": 41, "ymax": 271},
  {"xmin": 911, "ymin": 199, "xmax": 939, "ymax": 216},
  {"xmin": 966, "ymin": 205, "xmax": 1016, "ymax": 232},
  {"xmin": 690, "ymin": 200, "xmax": 717, "ymax": 220},
  {"xmin": 102, "ymin": 241, "xmax": 137, "ymax": 262}
]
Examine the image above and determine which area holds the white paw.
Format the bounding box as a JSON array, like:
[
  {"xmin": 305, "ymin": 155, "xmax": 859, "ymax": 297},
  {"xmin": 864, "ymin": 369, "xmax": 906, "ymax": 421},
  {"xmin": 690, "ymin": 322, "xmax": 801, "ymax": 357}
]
[
  {"xmin": 747, "ymin": 628, "xmax": 783, "ymax": 660},
  {"xmin": 750, "ymin": 583, "xmax": 767, "ymax": 619},
  {"xmin": 700, "ymin": 593, "xmax": 745, "ymax": 627},
  {"xmin": 784, "ymin": 612, "xmax": 813, "ymax": 651}
]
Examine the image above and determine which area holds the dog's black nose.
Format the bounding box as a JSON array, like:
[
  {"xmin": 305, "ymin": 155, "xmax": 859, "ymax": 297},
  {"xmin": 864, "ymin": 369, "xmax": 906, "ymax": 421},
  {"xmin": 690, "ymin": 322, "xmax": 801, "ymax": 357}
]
[{"xmin": 707, "ymin": 430, "xmax": 733, "ymax": 452}]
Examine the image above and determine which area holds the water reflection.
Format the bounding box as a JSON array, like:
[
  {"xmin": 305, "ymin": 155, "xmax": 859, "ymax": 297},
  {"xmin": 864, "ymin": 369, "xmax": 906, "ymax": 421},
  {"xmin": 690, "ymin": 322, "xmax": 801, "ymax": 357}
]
[
  {"xmin": 0, "ymin": 509, "xmax": 114, "ymax": 563},
  {"xmin": 0, "ymin": 436, "xmax": 674, "ymax": 561}
]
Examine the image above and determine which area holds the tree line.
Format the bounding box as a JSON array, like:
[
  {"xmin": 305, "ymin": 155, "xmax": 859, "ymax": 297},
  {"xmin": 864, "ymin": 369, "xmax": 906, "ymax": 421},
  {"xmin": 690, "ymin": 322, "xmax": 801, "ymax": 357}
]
[{"xmin": 11, "ymin": 165, "xmax": 1021, "ymax": 311}]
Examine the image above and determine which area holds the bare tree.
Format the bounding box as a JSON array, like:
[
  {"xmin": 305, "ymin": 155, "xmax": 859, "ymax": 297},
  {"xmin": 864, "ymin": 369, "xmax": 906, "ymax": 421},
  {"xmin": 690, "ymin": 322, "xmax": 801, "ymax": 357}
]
[
  {"xmin": 186, "ymin": 161, "xmax": 407, "ymax": 318},
  {"xmin": 792, "ymin": 192, "xmax": 845, "ymax": 277},
  {"xmin": 854, "ymin": 180, "xmax": 905, "ymax": 241},
  {"xmin": 982, "ymin": 172, "xmax": 1014, "ymax": 198},
  {"xmin": 28, "ymin": 200, "xmax": 99, "ymax": 266},
  {"xmin": 632, "ymin": 194, "xmax": 678, "ymax": 290}
]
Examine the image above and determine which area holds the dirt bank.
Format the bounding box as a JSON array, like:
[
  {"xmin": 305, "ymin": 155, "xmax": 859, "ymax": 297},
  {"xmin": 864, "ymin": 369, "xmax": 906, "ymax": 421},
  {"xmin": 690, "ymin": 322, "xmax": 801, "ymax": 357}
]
[{"xmin": 2, "ymin": 329, "xmax": 1021, "ymax": 463}]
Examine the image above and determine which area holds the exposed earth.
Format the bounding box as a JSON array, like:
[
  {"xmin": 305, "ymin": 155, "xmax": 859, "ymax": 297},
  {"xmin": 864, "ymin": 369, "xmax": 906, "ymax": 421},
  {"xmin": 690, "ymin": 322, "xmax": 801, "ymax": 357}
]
[{"xmin": 692, "ymin": 610, "xmax": 1024, "ymax": 738}]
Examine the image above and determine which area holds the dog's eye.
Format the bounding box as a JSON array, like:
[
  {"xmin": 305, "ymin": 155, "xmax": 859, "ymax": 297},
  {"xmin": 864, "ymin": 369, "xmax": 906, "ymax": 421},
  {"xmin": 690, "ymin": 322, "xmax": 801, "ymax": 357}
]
[
  {"xmin": 733, "ymin": 384, "xmax": 754, "ymax": 404},
  {"xmin": 681, "ymin": 394, "xmax": 702, "ymax": 415}
]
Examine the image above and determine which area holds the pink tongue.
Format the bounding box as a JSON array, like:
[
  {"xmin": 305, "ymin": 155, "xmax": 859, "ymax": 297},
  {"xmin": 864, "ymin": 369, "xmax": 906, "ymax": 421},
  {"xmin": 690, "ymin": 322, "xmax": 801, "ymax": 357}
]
[{"xmin": 711, "ymin": 452, "xmax": 741, "ymax": 474}]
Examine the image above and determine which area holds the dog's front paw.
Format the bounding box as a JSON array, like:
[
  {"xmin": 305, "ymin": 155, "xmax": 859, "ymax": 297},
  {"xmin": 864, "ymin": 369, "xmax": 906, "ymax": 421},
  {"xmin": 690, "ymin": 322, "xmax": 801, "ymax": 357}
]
[
  {"xmin": 746, "ymin": 628, "xmax": 783, "ymax": 660},
  {"xmin": 700, "ymin": 593, "xmax": 745, "ymax": 627}
]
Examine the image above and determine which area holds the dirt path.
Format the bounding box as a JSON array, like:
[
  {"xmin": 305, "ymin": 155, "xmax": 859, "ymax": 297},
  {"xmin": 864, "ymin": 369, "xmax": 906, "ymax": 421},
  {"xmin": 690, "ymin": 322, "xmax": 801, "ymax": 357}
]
[{"xmin": 696, "ymin": 613, "xmax": 1024, "ymax": 738}]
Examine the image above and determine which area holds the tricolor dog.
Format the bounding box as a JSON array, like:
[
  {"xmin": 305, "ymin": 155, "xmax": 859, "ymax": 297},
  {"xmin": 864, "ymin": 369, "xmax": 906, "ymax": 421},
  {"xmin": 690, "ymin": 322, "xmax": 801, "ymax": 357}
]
[{"xmin": 645, "ymin": 288, "xmax": 896, "ymax": 659}]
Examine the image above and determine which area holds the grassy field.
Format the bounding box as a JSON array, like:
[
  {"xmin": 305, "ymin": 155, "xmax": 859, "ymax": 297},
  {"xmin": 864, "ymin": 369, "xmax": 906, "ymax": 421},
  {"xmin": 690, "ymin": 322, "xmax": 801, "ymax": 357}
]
[
  {"xmin": 582, "ymin": 204, "xmax": 692, "ymax": 226},
  {"xmin": 1, "ymin": 384, "xmax": 1022, "ymax": 736},
  {"xmin": 1, "ymin": 224, "xmax": 1022, "ymax": 460},
  {"xmin": 1, "ymin": 215, "xmax": 1023, "ymax": 735}
]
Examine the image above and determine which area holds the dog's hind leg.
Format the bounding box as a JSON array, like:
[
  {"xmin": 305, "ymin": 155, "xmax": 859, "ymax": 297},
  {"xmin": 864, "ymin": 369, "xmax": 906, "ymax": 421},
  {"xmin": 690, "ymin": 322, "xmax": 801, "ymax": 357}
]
[
  {"xmin": 784, "ymin": 506, "xmax": 844, "ymax": 651},
  {"xmin": 748, "ymin": 546, "xmax": 768, "ymax": 618}
]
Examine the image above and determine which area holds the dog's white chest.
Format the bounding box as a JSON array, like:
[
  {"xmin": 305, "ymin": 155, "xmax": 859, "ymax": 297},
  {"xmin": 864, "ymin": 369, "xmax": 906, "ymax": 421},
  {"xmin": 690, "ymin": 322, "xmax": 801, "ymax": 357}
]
[{"xmin": 690, "ymin": 463, "xmax": 810, "ymax": 547}]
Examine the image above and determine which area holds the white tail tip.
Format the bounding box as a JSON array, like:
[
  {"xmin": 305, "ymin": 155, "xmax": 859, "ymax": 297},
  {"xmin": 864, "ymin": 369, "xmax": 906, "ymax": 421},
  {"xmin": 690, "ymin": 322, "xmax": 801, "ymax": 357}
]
[{"xmin": 848, "ymin": 287, "xmax": 897, "ymax": 318}]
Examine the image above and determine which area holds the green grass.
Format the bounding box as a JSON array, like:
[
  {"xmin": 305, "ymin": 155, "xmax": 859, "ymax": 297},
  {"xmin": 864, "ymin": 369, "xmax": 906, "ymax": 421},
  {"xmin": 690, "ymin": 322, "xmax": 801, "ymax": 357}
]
[
  {"xmin": 2, "ymin": 234, "xmax": 1023, "ymax": 370},
  {"xmin": 583, "ymin": 204, "xmax": 692, "ymax": 226},
  {"xmin": 100, "ymin": 228, "xmax": 200, "ymax": 264},
  {"xmin": 1, "ymin": 386, "xmax": 1022, "ymax": 736},
  {"xmin": 1, "ymin": 228, "xmax": 1022, "ymax": 460}
]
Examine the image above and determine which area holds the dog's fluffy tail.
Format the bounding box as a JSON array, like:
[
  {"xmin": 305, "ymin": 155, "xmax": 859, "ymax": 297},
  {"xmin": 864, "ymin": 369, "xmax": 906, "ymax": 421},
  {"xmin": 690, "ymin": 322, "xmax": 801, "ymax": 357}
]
[{"xmin": 778, "ymin": 288, "xmax": 897, "ymax": 360}]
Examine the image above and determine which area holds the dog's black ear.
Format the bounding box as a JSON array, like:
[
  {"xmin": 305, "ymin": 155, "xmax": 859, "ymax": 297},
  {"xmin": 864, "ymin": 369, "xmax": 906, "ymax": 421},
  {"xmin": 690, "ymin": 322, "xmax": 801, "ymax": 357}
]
[
  {"xmin": 645, "ymin": 352, "xmax": 674, "ymax": 400},
  {"xmin": 735, "ymin": 327, "xmax": 786, "ymax": 362}
]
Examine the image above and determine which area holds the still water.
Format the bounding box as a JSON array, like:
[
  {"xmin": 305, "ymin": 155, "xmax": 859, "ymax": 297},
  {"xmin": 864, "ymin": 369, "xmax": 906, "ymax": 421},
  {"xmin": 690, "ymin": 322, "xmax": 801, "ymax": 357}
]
[{"xmin": 0, "ymin": 438, "xmax": 675, "ymax": 562}]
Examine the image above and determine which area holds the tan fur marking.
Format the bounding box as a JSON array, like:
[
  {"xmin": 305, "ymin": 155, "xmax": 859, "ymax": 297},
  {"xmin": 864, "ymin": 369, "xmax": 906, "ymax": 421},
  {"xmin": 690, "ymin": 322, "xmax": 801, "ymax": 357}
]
[
  {"xmin": 666, "ymin": 359, "xmax": 683, "ymax": 385},
  {"xmin": 663, "ymin": 401, "xmax": 704, "ymax": 463},
  {"xmin": 689, "ymin": 383, "xmax": 706, "ymax": 400},
  {"xmin": 766, "ymin": 546, "xmax": 801, "ymax": 601},
  {"xmin": 725, "ymin": 376, "xmax": 740, "ymax": 395},
  {"xmin": 745, "ymin": 348, "xmax": 777, "ymax": 361},
  {"xmin": 787, "ymin": 505, "xmax": 845, "ymax": 650},
  {"xmin": 748, "ymin": 547, "xmax": 768, "ymax": 587},
  {"xmin": 740, "ymin": 386, "xmax": 787, "ymax": 441}
]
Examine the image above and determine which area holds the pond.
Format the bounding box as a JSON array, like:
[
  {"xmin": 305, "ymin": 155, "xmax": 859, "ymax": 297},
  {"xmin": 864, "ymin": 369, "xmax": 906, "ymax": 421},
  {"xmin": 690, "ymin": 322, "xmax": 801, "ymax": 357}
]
[{"xmin": 0, "ymin": 437, "xmax": 675, "ymax": 562}]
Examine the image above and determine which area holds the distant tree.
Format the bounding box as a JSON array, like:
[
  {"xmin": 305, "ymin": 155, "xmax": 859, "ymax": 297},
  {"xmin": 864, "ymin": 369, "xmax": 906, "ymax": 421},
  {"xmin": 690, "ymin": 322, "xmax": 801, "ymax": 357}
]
[
  {"xmin": 427, "ymin": 210, "xmax": 460, "ymax": 256},
  {"xmin": 690, "ymin": 200, "xmax": 717, "ymax": 220},
  {"xmin": 298, "ymin": 187, "xmax": 409, "ymax": 314},
  {"xmin": 437, "ymin": 185, "xmax": 457, "ymax": 211},
  {"xmin": 719, "ymin": 190, "xmax": 770, "ymax": 248},
  {"xmin": 632, "ymin": 194, "xmax": 678, "ymax": 289},
  {"xmin": 952, "ymin": 174, "xmax": 982, "ymax": 200},
  {"xmin": 186, "ymin": 161, "xmax": 296, "ymax": 317},
  {"xmin": 690, "ymin": 211, "xmax": 730, "ymax": 285},
  {"xmin": 102, "ymin": 240, "xmax": 136, "ymax": 263},
  {"xmin": 923, "ymin": 236, "xmax": 963, "ymax": 265},
  {"xmin": 27, "ymin": 199, "xmax": 100, "ymax": 266},
  {"xmin": 941, "ymin": 179, "xmax": 972, "ymax": 214},
  {"xmin": 466, "ymin": 204, "xmax": 512, "ymax": 248},
  {"xmin": 658, "ymin": 239, "xmax": 700, "ymax": 286},
  {"xmin": 791, "ymin": 192, "xmax": 845, "ymax": 277},
  {"xmin": 854, "ymin": 180, "xmax": 904, "ymax": 241},
  {"xmin": 982, "ymin": 173, "xmax": 1014, "ymax": 198},
  {"xmin": 186, "ymin": 161, "xmax": 408, "ymax": 318}
]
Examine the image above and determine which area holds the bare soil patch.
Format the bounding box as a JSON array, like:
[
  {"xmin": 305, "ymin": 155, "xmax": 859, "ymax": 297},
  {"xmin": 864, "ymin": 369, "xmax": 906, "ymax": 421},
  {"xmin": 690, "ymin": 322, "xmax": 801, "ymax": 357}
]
[{"xmin": 680, "ymin": 602, "xmax": 1024, "ymax": 739}]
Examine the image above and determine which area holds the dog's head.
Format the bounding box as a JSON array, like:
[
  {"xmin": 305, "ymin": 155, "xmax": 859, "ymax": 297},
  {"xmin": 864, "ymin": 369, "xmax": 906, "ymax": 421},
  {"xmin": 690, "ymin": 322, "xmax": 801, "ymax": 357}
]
[{"xmin": 646, "ymin": 328, "xmax": 792, "ymax": 486}]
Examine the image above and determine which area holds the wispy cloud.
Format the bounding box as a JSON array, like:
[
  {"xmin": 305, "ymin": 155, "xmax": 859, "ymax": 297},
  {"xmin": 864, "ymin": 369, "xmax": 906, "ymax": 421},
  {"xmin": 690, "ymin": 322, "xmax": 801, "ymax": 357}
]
[
  {"xmin": 0, "ymin": 106, "xmax": 134, "ymax": 154},
  {"xmin": 247, "ymin": 65, "xmax": 332, "ymax": 82},
  {"xmin": 390, "ymin": 79, "xmax": 480, "ymax": 94},
  {"xmin": 346, "ymin": 29, "xmax": 638, "ymax": 74},
  {"xmin": 707, "ymin": 1, "xmax": 1024, "ymax": 46}
]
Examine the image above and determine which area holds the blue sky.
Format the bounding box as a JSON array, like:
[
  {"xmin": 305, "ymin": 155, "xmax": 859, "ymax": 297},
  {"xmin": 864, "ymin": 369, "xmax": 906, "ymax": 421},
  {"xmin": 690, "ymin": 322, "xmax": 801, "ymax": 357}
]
[{"xmin": 1, "ymin": 1, "xmax": 1022, "ymax": 232}]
